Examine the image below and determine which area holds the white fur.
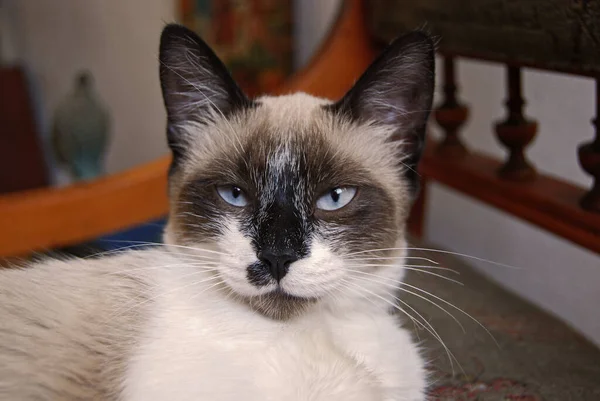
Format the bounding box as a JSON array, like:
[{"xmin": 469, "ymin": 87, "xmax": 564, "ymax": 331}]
[
  {"xmin": 147, "ymin": 93, "xmax": 426, "ymax": 400},
  {"xmin": 124, "ymin": 211, "xmax": 425, "ymax": 400},
  {"xmin": 123, "ymin": 244, "xmax": 426, "ymax": 401}
]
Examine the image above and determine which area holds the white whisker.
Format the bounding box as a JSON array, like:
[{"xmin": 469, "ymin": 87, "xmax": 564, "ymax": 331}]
[
  {"xmin": 400, "ymin": 281, "xmax": 499, "ymax": 347},
  {"xmin": 347, "ymin": 264, "xmax": 463, "ymax": 285},
  {"xmin": 109, "ymin": 275, "xmax": 222, "ymax": 321},
  {"xmin": 105, "ymin": 262, "xmax": 219, "ymax": 276},
  {"xmin": 340, "ymin": 278, "xmax": 424, "ymax": 338},
  {"xmin": 344, "ymin": 280, "xmax": 462, "ymax": 374},
  {"xmin": 348, "ymin": 255, "xmax": 440, "ymax": 265},
  {"xmin": 346, "ymin": 269, "xmax": 465, "ymax": 332},
  {"xmin": 346, "ymin": 246, "xmax": 521, "ymax": 269},
  {"xmin": 113, "ymin": 240, "xmax": 228, "ymax": 256}
]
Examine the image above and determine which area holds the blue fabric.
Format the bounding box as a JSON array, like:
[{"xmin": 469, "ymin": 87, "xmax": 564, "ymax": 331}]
[{"xmin": 94, "ymin": 217, "xmax": 167, "ymax": 250}]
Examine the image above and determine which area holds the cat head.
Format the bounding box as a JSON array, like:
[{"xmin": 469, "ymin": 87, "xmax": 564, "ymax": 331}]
[{"xmin": 159, "ymin": 24, "xmax": 435, "ymax": 319}]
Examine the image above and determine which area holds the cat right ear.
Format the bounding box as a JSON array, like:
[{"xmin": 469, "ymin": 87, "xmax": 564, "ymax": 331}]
[
  {"xmin": 159, "ymin": 23, "xmax": 250, "ymax": 132},
  {"xmin": 328, "ymin": 31, "xmax": 435, "ymax": 195}
]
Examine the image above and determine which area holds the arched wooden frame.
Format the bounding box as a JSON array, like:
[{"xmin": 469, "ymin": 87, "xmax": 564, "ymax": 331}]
[{"xmin": 0, "ymin": 0, "xmax": 376, "ymax": 258}]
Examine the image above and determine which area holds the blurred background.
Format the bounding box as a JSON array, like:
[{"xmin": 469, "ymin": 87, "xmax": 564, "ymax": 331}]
[{"xmin": 0, "ymin": 0, "xmax": 598, "ymax": 347}]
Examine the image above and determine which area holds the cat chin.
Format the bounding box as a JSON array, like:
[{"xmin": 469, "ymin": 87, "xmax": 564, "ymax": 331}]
[
  {"xmin": 218, "ymin": 272, "xmax": 329, "ymax": 301},
  {"xmin": 217, "ymin": 273, "xmax": 335, "ymax": 321},
  {"xmin": 245, "ymin": 288, "xmax": 318, "ymax": 320}
]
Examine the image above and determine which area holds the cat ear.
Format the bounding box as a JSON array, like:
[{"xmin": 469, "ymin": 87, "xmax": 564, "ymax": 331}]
[
  {"xmin": 329, "ymin": 31, "xmax": 435, "ymax": 191},
  {"xmin": 159, "ymin": 24, "xmax": 251, "ymax": 169},
  {"xmin": 159, "ymin": 24, "xmax": 250, "ymax": 124}
]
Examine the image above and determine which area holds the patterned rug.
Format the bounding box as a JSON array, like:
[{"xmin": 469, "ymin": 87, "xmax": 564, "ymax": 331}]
[{"xmin": 401, "ymin": 243, "xmax": 600, "ymax": 401}]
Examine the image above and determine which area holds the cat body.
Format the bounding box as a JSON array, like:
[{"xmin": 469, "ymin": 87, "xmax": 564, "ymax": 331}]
[
  {"xmin": 0, "ymin": 247, "xmax": 423, "ymax": 401},
  {"xmin": 0, "ymin": 24, "xmax": 435, "ymax": 400}
]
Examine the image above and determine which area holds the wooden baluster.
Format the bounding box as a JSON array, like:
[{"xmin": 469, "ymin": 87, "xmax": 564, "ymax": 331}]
[
  {"xmin": 495, "ymin": 66, "xmax": 538, "ymax": 180},
  {"xmin": 434, "ymin": 56, "xmax": 469, "ymax": 157},
  {"xmin": 578, "ymin": 79, "xmax": 600, "ymax": 212}
]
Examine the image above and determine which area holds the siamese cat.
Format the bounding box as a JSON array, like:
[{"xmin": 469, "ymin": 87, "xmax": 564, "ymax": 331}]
[{"xmin": 0, "ymin": 24, "xmax": 434, "ymax": 400}]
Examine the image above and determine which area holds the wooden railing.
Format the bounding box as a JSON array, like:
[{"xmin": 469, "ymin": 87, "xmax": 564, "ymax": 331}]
[{"xmin": 422, "ymin": 56, "xmax": 600, "ymax": 253}]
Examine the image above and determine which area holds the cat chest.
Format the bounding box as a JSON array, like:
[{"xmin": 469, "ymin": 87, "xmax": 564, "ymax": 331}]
[{"xmin": 124, "ymin": 310, "xmax": 381, "ymax": 401}]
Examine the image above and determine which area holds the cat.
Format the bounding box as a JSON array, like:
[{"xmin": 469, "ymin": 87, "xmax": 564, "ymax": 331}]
[{"xmin": 0, "ymin": 24, "xmax": 434, "ymax": 400}]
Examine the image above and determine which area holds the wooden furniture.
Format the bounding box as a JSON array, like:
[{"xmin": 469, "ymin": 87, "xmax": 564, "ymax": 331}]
[
  {"xmin": 0, "ymin": 67, "xmax": 48, "ymax": 194},
  {"xmin": 1, "ymin": 0, "xmax": 598, "ymax": 257}
]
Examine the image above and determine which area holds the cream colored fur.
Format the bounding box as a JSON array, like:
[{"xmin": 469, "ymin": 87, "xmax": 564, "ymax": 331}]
[{"xmin": 0, "ymin": 94, "xmax": 426, "ymax": 401}]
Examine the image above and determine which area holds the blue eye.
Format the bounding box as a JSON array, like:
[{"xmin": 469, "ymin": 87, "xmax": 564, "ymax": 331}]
[
  {"xmin": 316, "ymin": 187, "xmax": 357, "ymax": 211},
  {"xmin": 216, "ymin": 185, "xmax": 249, "ymax": 207}
]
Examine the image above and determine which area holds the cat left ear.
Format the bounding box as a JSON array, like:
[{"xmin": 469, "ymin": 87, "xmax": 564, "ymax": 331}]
[
  {"xmin": 329, "ymin": 31, "xmax": 435, "ymax": 192},
  {"xmin": 159, "ymin": 24, "xmax": 251, "ymax": 170},
  {"xmin": 159, "ymin": 24, "xmax": 250, "ymax": 126}
]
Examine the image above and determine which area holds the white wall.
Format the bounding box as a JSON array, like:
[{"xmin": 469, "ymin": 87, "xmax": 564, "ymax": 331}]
[
  {"xmin": 293, "ymin": 0, "xmax": 341, "ymax": 69},
  {"xmin": 7, "ymin": 0, "xmax": 175, "ymax": 178}
]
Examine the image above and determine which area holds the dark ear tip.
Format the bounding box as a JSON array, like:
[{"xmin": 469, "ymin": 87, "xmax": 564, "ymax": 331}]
[
  {"xmin": 161, "ymin": 23, "xmax": 192, "ymax": 38},
  {"xmin": 160, "ymin": 23, "xmax": 200, "ymax": 50},
  {"xmin": 389, "ymin": 30, "xmax": 436, "ymax": 53}
]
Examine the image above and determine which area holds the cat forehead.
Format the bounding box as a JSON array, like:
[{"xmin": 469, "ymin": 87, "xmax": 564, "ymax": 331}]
[
  {"xmin": 254, "ymin": 93, "xmax": 333, "ymax": 128},
  {"xmin": 178, "ymin": 93, "xmax": 335, "ymax": 168},
  {"xmin": 177, "ymin": 93, "xmax": 404, "ymax": 193}
]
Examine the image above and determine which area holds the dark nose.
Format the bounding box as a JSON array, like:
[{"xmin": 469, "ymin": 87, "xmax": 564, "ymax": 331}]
[{"xmin": 259, "ymin": 250, "xmax": 298, "ymax": 282}]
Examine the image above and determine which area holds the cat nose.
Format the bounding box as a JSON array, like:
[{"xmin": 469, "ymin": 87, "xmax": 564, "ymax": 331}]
[{"xmin": 258, "ymin": 250, "xmax": 298, "ymax": 282}]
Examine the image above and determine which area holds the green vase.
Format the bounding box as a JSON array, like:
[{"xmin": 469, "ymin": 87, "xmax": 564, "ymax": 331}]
[{"xmin": 52, "ymin": 71, "xmax": 110, "ymax": 181}]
